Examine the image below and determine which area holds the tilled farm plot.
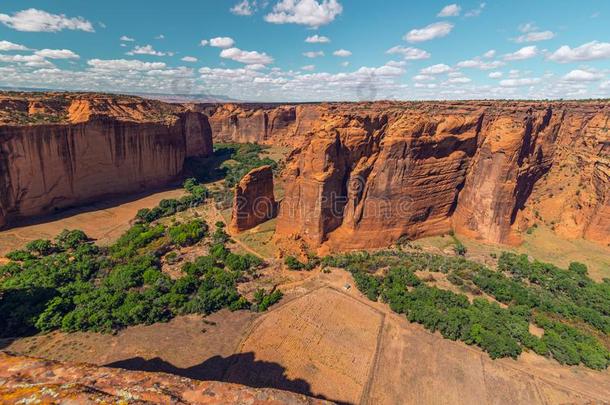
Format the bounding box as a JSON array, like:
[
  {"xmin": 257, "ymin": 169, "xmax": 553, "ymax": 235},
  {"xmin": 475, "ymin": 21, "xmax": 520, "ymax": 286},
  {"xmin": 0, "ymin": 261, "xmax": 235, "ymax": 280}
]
[{"xmin": 225, "ymin": 287, "xmax": 384, "ymax": 404}]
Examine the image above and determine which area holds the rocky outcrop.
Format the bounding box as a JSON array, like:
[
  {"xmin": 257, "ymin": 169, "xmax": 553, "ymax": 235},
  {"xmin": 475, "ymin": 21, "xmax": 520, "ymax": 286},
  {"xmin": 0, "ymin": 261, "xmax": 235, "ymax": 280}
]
[
  {"xmin": 195, "ymin": 103, "xmax": 323, "ymax": 147},
  {"xmin": 0, "ymin": 93, "xmax": 213, "ymax": 228},
  {"xmin": 275, "ymin": 101, "xmax": 610, "ymax": 251},
  {"xmin": 230, "ymin": 165, "xmax": 276, "ymax": 233},
  {"xmin": 0, "ymin": 352, "xmax": 330, "ymax": 404}
]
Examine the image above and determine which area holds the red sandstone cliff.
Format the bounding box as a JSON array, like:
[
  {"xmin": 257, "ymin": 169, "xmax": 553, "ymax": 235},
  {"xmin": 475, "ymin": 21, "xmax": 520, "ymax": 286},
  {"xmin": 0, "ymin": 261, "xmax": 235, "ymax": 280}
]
[
  {"xmin": 0, "ymin": 93, "xmax": 212, "ymax": 228},
  {"xmin": 274, "ymin": 101, "xmax": 610, "ymax": 251},
  {"xmin": 0, "ymin": 352, "xmax": 330, "ymax": 404},
  {"xmin": 229, "ymin": 165, "xmax": 277, "ymax": 233}
]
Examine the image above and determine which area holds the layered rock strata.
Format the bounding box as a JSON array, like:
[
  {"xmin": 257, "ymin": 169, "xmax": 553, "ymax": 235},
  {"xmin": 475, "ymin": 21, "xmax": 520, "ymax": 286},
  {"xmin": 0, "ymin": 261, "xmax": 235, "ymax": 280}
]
[{"xmin": 230, "ymin": 165, "xmax": 277, "ymax": 233}]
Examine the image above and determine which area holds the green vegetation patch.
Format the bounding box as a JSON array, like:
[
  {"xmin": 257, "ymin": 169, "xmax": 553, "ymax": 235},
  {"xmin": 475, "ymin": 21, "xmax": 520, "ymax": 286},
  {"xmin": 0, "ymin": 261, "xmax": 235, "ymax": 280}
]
[{"xmin": 322, "ymin": 250, "xmax": 610, "ymax": 370}]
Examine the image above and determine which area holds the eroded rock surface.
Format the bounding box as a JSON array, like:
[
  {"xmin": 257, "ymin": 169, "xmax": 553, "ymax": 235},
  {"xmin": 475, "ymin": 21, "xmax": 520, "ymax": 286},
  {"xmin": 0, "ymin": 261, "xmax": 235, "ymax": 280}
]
[
  {"xmin": 230, "ymin": 165, "xmax": 277, "ymax": 233},
  {"xmin": 274, "ymin": 101, "xmax": 610, "ymax": 251},
  {"xmin": 0, "ymin": 352, "xmax": 330, "ymax": 404},
  {"xmin": 0, "ymin": 93, "xmax": 212, "ymax": 228}
]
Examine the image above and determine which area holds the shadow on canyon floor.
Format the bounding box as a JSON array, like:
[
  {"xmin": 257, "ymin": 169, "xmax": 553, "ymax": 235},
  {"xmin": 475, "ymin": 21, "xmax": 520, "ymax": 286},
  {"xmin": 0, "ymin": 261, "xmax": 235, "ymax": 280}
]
[{"xmin": 106, "ymin": 353, "xmax": 352, "ymax": 405}]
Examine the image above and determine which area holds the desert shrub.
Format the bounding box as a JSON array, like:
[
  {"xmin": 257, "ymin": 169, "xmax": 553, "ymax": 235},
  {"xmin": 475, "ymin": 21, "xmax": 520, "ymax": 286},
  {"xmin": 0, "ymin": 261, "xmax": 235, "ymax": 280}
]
[
  {"xmin": 169, "ymin": 219, "xmax": 208, "ymax": 247},
  {"xmin": 253, "ymin": 288, "xmax": 283, "ymax": 312}
]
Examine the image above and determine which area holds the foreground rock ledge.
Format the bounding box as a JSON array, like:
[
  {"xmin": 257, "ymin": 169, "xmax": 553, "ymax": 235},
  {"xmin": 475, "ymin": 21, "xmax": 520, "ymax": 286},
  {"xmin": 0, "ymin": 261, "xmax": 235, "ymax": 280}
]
[
  {"xmin": 230, "ymin": 165, "xmax": 277, "ymax": 233},
  {"xmin": 0, "ymin": 352, "xmax": 331, "ymax": 404}
]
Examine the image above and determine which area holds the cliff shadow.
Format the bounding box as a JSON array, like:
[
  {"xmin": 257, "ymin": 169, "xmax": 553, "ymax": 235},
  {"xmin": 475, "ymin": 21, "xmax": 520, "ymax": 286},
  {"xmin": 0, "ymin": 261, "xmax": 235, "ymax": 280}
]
[
  {"xmin": 106, "ymin": 352, "xmax": 352, "ymax": 405},
  {"xmin": 184, "ymin": 145, "xmax": 236, "ymax": 184}
]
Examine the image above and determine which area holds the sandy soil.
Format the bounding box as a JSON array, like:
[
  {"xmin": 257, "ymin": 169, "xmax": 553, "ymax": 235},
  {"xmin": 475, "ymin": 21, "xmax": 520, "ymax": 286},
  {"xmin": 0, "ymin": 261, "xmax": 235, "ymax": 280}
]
[{"xmin": 0, "ymin": 187, "xmax": 187, "ymax": 256}]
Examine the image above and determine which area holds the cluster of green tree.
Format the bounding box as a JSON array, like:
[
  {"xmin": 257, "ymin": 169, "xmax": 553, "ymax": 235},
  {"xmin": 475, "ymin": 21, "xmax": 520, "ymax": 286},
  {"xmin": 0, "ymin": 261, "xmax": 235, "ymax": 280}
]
[
  {"xmin": 284, "ymin": 254, "xmax": 320, "ymax": 271},
  {"xmin": 0, "ymin": 217, "xmax": 274, "ymax": 338},
  {"xmin": 322, "ymin": 250, "xmax": 610, "ymax": 369},
  {"xmin": 135, "ymin": 178, "xmax": 208, "ymax": 223},
  {"xmin": 253, "ymin": 288, "xmax": 283, "ymax": 312},
  {"xmin": 217, "ymin": 143, "xmax": 277, "ymax": 188}
]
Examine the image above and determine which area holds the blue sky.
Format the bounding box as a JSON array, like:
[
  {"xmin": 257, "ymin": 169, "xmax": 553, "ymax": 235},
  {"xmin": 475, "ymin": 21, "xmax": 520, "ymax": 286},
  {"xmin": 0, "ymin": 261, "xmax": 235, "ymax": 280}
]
[{"xmin": 0, "ymin": 0, "xmax": 609, "ymax": 101}]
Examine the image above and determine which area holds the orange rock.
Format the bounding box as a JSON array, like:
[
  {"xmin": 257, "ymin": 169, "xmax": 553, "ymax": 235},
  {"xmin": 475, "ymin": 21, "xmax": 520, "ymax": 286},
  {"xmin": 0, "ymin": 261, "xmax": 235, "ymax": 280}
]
[
  {"xmin": 230, "ymin": 165, "xmax": 276, "ymax": 233},
  {"xmin": 0, "ymin": 352, "xmax": 331, "ymax": 404}
]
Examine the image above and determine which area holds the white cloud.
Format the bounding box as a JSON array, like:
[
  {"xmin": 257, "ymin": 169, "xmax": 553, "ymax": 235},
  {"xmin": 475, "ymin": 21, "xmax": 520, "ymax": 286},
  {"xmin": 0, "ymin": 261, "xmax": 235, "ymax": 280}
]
[
  {"xmin": 412, "ymin": 74, "xmax": 435, "ymax": 82},
  {"xmin": 562, "ymin": 69, "xmax": 603, "ymax": 82},
  {"xmin": 386, "ymin": 46, "xmax": 431, "ymax": 60},
  {"xmin": 0, "ymin": 54, "xmax": 54, "ymax": 67},
  {"xmin": 210, "ymin": 37, "xmax": 236, "ymax": 48},
  {"xmin": 35, "ymin": 49, "xmax": 79, "ymax": 59},
  {"xmin": 305, "ymin": 34, "xmax": 330, "ymax": 43},
  {"xmin": 220, "ymin": 47, "xmax": 274, "ymax": 64},
  {"xmin": 301, "ymin": 64, "xmax": 315, "ymax": 71},
  {"xmin": 514, "ymin": 30, "xmax": 555, "ymax": 43},
  {"xmin": 437, "ymin": 4, "xmax": 461, "ymax": 17},
  {"xmin": 126, "ymin": 45, "xmax": 166, "ymax": 56},
  {"xmin": 0, "ymin": 40, "xmax": 29, "ymax": 51},
  {"xmin": 483, "ymin": 50, "xmax": 496, "ymax": 58},
  {"xmin": 120, "ymin": 35, "xmax": 135, "ymax": 42},
  {"xmin": 420, "ymin": 63, "xmax": 451, "ymax": 75},
  {"xmin": 155, "ymin": 34, "xmax": 165, "ymax": 40},
  {"xmin": 0, "ymin": 8, "xmax": 94, "ymax": 32},
  {"xmin": 547, "ymin": 41, "xmax": 610, "ymax": 63},
  {"xmin": 303, "ymin": 51, "xmax": 324, "ymax": 58},
  {"xmin": 600, "ymin": 80, "xmax": 610, "ymax": 89},
  {"xmin": 404, "ymin": 22, "xmax": 454, "ymax": 43},
  {"xmin": 231, "ymin": 0, "xmax": 255, "ymax": 16},
  {"xmin": 264, "ymin": 0, "xmax": 343, "ymax": 28},
  {"xmin": 87, "ymin": 59, "xmax": 167, "ymax": 71},
  {"xmin": 340, "ymin": 61, "xmax": 349, "ymax": 67},
  {"xmin": 499, "ymin": 77, "xmax": 540, "ymax": 87},
  {"xmin": 333, "ymin": 49, "xmax": 351, "ymax": 57},
  {"xmin": 181, "ymin": 56, "xmax": 198, "ymax": 63},
  {"xmin": 200, "ymin": 40, "xmax": 209, "ymax": 47},
  {"xmin": 488, "ymin": 71, "xmax": 503, "ymax": 78},
  {"xmin": 457, "ymin": 58, "xmax": 504, "ymax": 70},
  {"xmin": 447, "ymin": 76, "xmax": 471, "ymax": 84},
  {"xmin": 465, "ymin": 2, "xmax": 486, "ymax": 17},
  {"xmin": 503, "ymin": 46, "xmax": 538, "ymax": 61}
]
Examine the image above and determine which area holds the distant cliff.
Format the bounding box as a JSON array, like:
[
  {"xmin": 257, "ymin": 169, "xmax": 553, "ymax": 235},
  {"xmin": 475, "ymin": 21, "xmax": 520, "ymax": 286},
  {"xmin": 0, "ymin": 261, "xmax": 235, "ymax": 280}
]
[
  {"xmin": 0, "ymin": 93, "xmax": 212, "ymax": 228},
  {"xmin": 272, "ymin": 101, "xmax": 609, "ymax": 250}
]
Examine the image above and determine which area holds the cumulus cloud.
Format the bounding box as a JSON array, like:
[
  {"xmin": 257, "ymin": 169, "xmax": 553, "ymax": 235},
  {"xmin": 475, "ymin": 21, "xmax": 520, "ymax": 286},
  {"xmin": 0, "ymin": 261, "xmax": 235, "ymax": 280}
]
[
  {"xmin": 488, "ymin": 71, "xmax": 503, "ymax": 78},
  {"xmin": 333, "ymin": 49, "xmax": 351, "ymax": 57},
  {"xmin": 503, "ymin": 46, "xmax": 538, "ymax": 61},
  {"xmin": 420, "ymin": 63, "xmax": 452, "ymax": 75},
  {"xmin": 303, "ymin": 51, "xmax": 324, "ymax": 58},
  {"xmin": 200, "ymin": 40, "xmax": 209, "ymax": 47},
  {"xmin": 181, "ymin": 56, "xmax": 198, "ymax": 63},
  {"xmin": 562, "ymin": 69, "xmax": 603, "ymax": 82},
  {"xmin": 35, "ymin": 49, "xmax": 79, "ymax": 59},
  {"xmin": 499, "ymin": 77, "xmax": 540, "ymax": 87},
  {"xmin": 87, "ymin": 59, "xmax": 167, "ymax": 71},
  {"xmin": 514, "ymin": 30, "xmax": 555, "ymax": 43},
  {"xmin": 447, "ymin": 76, "xmax": 471, "ymax": 84},
  {"xmin": 0, "ymin": 8, "xmax": 94, "ymax": 32},
  {"xmin": 547, "ymin": 41, "xmax": 610, "ymax": 63},
  {"xmin": 0, "ymin": 54, "xmax": 53, "ymax": 67},
  {"xmin": 126, "ymin": 45, "xmax": 166, "ymax": 56},
  {"xmin": 412, "ymin": 74, "xmax": 435, "ymax": 82},
  {"xmin": 386, "ymin": 46, "xmax": 431, "ymax": 60},
  {"xmin": 0, "ymin": 40, "xmax": 29, "ymax": 51},
  {"xmin": 231, "ymin": 0, "xmax": 256, "ymax": 16},
  {"xmin": 340, "ymin": 61, "xmax": 349, "ymax": 67},
  {"xmin": 437, "ymin": 4, "xmax": 461, "ymax": 17},
  {"xmin": 210, "ymin": 37, "xmax": 236, "ymax": 48},
  {"xmin": 120, "ymin": 36, "xmax": 135, "ymax": 42},
  {"xmin": 457, "ymin": 58, "xmax": 504, "ymax": 70},
  {"xmin": 404, "ymin": 22, "xmax": 454, "ymax": 43},
  {"xmin": 264, "ymin": 0, "xmax": 343, "ymax": 28},
  {"xmin": 155, "ymin": 34, "xmax": 165, "ymax": 40},
  {"xmin": 483, "ymin": 50, "xmax": 496, "ymax": 58},
  {"xmin": 301, "ymin": 64, "xmax": 315, "ymax": 71},
  {"xmin": 220, "ymin": 47, "xmax": 274, "ymax": 64},
  {"xmin": 305, "ymin": 34, "xmax": 330, "ymax": 43}
]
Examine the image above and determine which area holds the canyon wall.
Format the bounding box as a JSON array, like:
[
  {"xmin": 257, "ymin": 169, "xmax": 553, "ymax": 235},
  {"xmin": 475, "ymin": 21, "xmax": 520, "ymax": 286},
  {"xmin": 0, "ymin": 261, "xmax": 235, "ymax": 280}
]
[
  {"xmin": 274, "ymin": 101, "xmax": 610, "ymax": 251},
  {"xmin": 229, "ymin": 165, "xmax": 277, "ymax": 233},
  {"xmin": 0, "ymin": 94, "xmax": 212, "ymax": 228}
]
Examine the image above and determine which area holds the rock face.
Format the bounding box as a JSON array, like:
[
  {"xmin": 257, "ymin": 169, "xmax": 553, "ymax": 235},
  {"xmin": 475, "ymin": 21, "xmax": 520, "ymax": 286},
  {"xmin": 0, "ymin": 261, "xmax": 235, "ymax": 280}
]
[
  {"xmin": 0, "ymin": 93, "xmax": 213, "ymax": 228},
  {"xmin": 275, "ymin": 101, "xmax": 610, "ymax": 251},
  {"xmin": 194, "ymin": 103, "xmax": 323, "ymax": 147},
  {"xmin": 0, "ymin": 352, "xmax": 330, "ymax": 404},
  {"xmin": 230, "ymin": 165, "xmax": 276, "ymax": 233}
]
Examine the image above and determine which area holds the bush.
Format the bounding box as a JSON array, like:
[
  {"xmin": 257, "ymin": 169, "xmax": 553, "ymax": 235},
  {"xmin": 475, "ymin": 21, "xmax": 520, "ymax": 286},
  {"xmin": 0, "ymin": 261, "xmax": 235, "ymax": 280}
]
[{"xmin": 169, "ymin": 219, "xmax": 208, "ymax": 247}]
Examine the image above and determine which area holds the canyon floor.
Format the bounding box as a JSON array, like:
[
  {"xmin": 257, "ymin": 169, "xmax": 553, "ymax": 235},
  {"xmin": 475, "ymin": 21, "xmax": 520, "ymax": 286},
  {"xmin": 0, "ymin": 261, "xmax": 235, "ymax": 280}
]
[{"xmin": 1, "ymin": 144, "xmax": 609, "ymax": 404}]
